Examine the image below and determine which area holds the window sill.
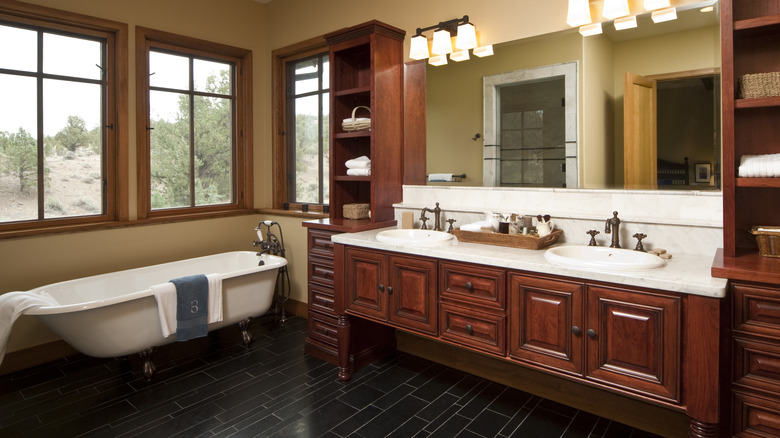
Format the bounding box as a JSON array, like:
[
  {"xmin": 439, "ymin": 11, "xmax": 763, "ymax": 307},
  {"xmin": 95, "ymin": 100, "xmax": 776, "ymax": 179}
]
[{"xmin": 257, "ymin": 208, "xmax": 328, "ymax": 220}]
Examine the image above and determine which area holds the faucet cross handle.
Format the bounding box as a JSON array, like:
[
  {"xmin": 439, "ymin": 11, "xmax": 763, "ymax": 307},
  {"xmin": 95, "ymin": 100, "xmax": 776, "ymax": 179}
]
[
  {"xmin": 446, "ymin": 218, "xmax": 457, "ymax": 233},
  {"xmin": 633, "ymin": 233, "xmax": 647, "ymax": 252},
  {"xmin": 419, "ymin": 216, "xmax": 429, "ymax": 230},
  {"xmin": 586, "ymin": 229, "xmax": 600, "ymax": 246}
]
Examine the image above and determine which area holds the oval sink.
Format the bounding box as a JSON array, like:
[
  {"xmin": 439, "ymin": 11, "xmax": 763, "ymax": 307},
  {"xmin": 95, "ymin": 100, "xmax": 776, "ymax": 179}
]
[
  {"xmin": 544, "ymin": 245, "xmax": 666, "ymax": 271},
  {"xmin": 376, "ymin": 229, "xmax": 455, "ymax": 247}
]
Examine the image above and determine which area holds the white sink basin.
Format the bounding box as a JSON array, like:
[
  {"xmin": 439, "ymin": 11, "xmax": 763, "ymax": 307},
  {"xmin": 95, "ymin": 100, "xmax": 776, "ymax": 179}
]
[
  {"xmin": 544, "ymin": 245, "xmax": 666, "ymax": 271},
  {"xmin": 376, "ymin": 229, "xmax": 455, "ymax": 247}
]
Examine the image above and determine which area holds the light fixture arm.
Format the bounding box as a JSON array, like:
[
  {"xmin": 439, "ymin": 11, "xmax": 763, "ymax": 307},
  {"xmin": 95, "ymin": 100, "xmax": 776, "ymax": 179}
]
[{"xmin": 415, "ymin": 15, "xmax": 470, "ymax": 38}]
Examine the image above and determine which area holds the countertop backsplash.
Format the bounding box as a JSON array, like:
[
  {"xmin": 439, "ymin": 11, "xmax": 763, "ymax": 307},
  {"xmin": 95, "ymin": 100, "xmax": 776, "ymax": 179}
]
[{"xmin": 394, "ymin": 185, "xmax": 723, "ymax": 257}]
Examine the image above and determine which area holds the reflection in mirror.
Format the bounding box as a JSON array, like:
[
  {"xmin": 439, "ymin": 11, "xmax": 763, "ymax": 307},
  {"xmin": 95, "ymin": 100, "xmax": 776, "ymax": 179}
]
[{"xmin": 425, "ymin": 1, "xmax": 720, "ymax": 190}]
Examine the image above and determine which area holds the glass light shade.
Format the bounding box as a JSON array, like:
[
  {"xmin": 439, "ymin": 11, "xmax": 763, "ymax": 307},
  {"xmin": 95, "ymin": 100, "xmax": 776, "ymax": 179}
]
[
  {"xmin": 603, "ymin": 0, "xmax": 630, "ymax": 19},
  {"xmin": 428, "ymin": 54, "xmax": 448, "ymax": 66},
  {"xmin": 473, "ymin": 45, "xmax": 494, "ymax": 57},
  {"xmin": 409, "ymin": 34, "xmax": 430, "ymax": 60},
  {"xmin": 431, "ymin": 29, "xmax": 452, "ymax": 55},
  {"xmin": 455, "ymin": 22, "xmax": 477, "ymax": 50},
  {"xmin": 566, "ymin": 0, "xmax": 592, "ymax": 27},
  {"xmin": 651, "ymin": 7, "xmax": 677, "ymax": 23},
  {"xmin": 450, "ymin": 50, "xmax": 470, "ymax": 62},
  {"xmin": 579, "ymin": 22, "xmax": 603, "ymax": 36},
  {"xmin": 614, "ymin": 15, "xmax": 637, "ymax": 30},
  {"xmin": 644, "ymin": 0, "xmax": 670, "ymax": 11}
]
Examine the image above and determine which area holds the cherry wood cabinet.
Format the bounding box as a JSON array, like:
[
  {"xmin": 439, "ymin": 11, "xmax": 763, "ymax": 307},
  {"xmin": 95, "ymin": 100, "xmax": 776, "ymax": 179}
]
[
  {"xmin": 509, "ymin": 274, "xmax": 584, "ymax": 376},
  {"xmin": 344, "ymin": 246, "xmax": 437, "ymax": 335},
  {"xmin": 585, "ymin": 285, "xmax": 680, "ymax": 403}
]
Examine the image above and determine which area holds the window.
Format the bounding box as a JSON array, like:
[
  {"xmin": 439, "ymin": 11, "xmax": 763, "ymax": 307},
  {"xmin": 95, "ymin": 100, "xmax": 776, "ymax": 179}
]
[
  {"xmin": 136, "ymin": 27, "xmax": 252, "ymax": 219},
  {"xmin": 0, "ymin": 4, "xmax": 126, "ymax": 233},
  {"xmin": 286, "ymin": 53, "xmax": 329, "ymax": 206},
  {"xmin": 271, "ymin": 37, "xmax": 329, "ymax": 212}
]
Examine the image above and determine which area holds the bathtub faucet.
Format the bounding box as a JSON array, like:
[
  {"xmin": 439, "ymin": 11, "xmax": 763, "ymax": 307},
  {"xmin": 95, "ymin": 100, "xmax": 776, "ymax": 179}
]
[{"xmin": 253, "ymin": 220, "xmax": 291, "ymax": 326}]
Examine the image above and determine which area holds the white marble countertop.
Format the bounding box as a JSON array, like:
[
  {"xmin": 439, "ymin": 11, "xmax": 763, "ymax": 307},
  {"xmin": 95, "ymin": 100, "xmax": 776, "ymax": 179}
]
[{"xmin": 331, "ymin": 227, "xmax": 728, "ymax": 299}]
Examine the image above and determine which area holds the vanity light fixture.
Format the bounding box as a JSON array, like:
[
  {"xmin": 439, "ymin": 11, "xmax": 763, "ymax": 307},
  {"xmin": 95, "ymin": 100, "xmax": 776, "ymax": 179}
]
[
  {"xmin": 644, "ymin": 0, "xmax": 671, "ymax": 11},
  {"xmin": 603, "ymin": 0, "xmax": 630, "ymax": 19},
  {"xmin": 450, "ymin": 49, "xmax": 470, "ymax": 62},
  {"xmin": 566, "ymin": 0, "xmax": 592, "ymax": 27},
  {"xmin": 579, "ymin": 22, "xmax": 603, "ymax": 36},
  {"xmin": 614, "ymin": 15, "xmax": 637, "ymax": 30},
  {"xmin": 410, "ymin": 15, "xmax": 493, "ymax": 65},
  {"xmin": 651, "ymin": 7, "xmax": 678, "ymax": 22}
]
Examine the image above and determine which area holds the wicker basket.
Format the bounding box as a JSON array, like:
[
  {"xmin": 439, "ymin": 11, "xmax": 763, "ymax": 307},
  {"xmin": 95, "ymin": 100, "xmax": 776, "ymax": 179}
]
[
  {"xmin": 452, "ymin": 228, "xmax": 562, "ymax": 250},
  {"xmin": 751, "ymin": 226, "xmax": 780, "ymax": 257},
  {"xmin": 343, "ymin": 203, "xmax": 370, "ymax": 219},
  {"xmin": 739, "ymin": 72, "xmax": 780, "ymax": 99},
  {"xmin": 341, "ymin": 106, "xmax": 371, "ymax": 132}
]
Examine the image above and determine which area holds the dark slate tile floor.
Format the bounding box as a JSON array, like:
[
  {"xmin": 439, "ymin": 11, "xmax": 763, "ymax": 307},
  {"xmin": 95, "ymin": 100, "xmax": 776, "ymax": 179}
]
[{"xmin": 0, "ymin": 315, "xmax": 661, "ymax": 437}]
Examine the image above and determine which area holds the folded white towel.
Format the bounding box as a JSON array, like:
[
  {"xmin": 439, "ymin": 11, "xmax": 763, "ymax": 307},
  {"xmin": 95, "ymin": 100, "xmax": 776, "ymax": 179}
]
[
  {"xmin": 428, "ymin": 173, "xmax": 453, "ymax": 182},
  {"xmin": 739, "ymin": 153, "xmax": 780, "ymax": 177},
  {"xmin": 346, "ymin": 168, "xmax": 371, "ymax": 176},
  {"xmin": 0, "ymin": 292, "xmax": 58, "ymax": 365},
  {"xmin": 152, "ymin": 273, "xmax": 223, "ymax": 338},
  {"xmin": 460, "ymin": 221, "xmax": 494, "ymax": 232},
  {"xmin": 345, "ymin": 156, "xmax": 371, "ymax": 169}
]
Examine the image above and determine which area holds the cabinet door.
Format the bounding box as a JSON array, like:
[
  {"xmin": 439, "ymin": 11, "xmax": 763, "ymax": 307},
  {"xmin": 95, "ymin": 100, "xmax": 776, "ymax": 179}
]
[
  {"xmin": 388, "ymin": 254, "xmax": 437, "ymax": 335},
  {"xmin": 585, "ymin": 285, "xmax": 681, "ymax": 402},
  {"xmin": 508, "ymin": 273, "xmax": 583, "ymax": 376},
  {"xmin": 344, "ymin": 247, "xmax": 387, "ymax": 320}
]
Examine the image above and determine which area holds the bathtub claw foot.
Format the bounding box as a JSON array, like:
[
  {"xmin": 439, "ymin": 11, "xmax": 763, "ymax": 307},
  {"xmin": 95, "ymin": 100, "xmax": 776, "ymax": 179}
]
[
  {"xmin": 139, "ymin": 348, "xmax": 156, "ymax": 380},
  {"xmin": 239, "ymin": 317, "xmax": 252, "ymax": 346}
]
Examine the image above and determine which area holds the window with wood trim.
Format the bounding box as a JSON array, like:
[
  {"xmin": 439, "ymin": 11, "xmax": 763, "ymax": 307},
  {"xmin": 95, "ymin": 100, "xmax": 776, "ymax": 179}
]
[
  {"xmin": 0, "ymin": 3, "xmax": 126, "ymax": 233},
  {"xmin": 272, "ymin": 37, "xmax": 329, "ymax": 212},
  {"xmin": 136, "ymin": 27, "xmax": 252, "ymax": 219}
]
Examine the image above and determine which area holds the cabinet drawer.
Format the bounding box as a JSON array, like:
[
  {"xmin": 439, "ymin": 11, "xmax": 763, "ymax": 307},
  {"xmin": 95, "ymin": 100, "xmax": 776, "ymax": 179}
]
[
  {"xmin": 307, "ymin": 310, "xmax": 339, "ymax": 347},
  {"xmin": 734, "ymin": 337, "xmax": 780, "ymax": 396},
  {"xmin": 440, "ymin": 262, "xmax": 506, "ymax": 310},
  {"xmin": 308, "ymin": 255, "xmax": 335, "ymax": 288},
  {"xmin": 733, "ymin": 283, "xmax": 780, "ymax": 339},
  {"xmin": 439, "ymin": 303, "xmax": 506, "ymax": 356},
  {"xmin": 309, "ymin": 283, "xmax": 336, "ymax": 315},
  {"xmin": 733, "ymin": 390, "xmax": 780, "ymax": 438},
  {"xmin": 308, "ymin": 229, "xmax": 337, "ymax": 258}
]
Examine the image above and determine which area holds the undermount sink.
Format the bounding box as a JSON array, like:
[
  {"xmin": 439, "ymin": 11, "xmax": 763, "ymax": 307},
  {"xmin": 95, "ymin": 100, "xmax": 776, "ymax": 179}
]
[
  {"xmin": 544, "ymin": 245, "xmax": 666, "ymax": 271},
  {"xmin": 376, "ymin": 229, "xmax": 455, "ymax": 247}
]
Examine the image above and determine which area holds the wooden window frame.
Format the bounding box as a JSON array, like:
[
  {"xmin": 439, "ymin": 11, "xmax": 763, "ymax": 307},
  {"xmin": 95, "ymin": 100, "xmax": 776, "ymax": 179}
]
[
  {"xmin": 0, "ymin": 0, "xmax": 128, "ymax": 237},
  {"xmin": 271, "ymin": 36, "xmax": 328, "ymax": 211},
  {"xmin": 135, "ymin": 27, "xmax": 253, "ymax": 220}
]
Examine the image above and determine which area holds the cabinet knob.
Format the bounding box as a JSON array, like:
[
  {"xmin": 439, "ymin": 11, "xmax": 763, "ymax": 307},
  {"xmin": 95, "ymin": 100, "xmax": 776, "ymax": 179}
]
[
  {"xmin": 465, "ymin": 282, "xmax": 473, "ymax": 291},
  {"xmin": 387, "ymin": 286, "xmax": 393, "ymax": 294},
  {"xmin": 586, "ymin": 329, "xmax": 596, "ymax": 339},
  {"xmin": 465, "ymin": 324, "xmax": 474, "ymax": 335},
  {"xmin": 572, "ymin": 326, "xmax": 581, "ymax": 336},
  {"xmin": 378, "ymin": 284, "xmax": 384, "ymax": 292}
]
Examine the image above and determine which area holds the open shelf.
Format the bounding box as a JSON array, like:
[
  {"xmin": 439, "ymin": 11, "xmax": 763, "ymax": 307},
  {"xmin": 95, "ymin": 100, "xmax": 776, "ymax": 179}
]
[{"xmin": 736, "ymin": 177, "xmax": 780, "ymax": 187}]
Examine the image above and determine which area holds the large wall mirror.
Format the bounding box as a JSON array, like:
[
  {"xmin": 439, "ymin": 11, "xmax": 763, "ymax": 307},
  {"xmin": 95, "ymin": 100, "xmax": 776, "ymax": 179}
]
[{"xmin": 424, "ymin": 1, "xmax": 720, "ymax": 190}]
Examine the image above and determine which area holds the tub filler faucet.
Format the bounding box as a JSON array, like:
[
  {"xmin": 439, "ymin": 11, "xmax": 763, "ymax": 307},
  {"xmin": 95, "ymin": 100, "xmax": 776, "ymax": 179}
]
[
  {"xmin": 420, "ymin": 202, "xmax": 442, "ymax": 231},
  {"xmin": 605, "ymin": 211, "xmax": 621, "ymax": 248}
]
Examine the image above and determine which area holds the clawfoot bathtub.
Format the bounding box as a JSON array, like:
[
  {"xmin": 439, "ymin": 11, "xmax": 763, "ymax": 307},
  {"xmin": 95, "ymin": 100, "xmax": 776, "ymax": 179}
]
[{"xmin": 22, "ymin": 251, "xmax": 286, "ymax": 378}]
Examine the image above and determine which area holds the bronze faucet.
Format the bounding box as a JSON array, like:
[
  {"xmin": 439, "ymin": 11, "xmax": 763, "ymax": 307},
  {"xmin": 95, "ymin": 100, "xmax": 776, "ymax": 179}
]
[
  {"xmin": 420, "ymin": 202, "xmax": 442, "ymax": 231},
  {"xmin": 605, "ymin": 211, "xmax": 621, "ymax": 248}
]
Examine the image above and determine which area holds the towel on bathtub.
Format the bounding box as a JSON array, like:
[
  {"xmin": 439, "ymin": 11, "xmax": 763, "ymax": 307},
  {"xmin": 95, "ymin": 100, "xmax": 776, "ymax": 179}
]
[
  {"xmin": 0, "ymin": 292, "xmax": 58, "ymax": 366},
  {"xmin": 152, "ymin": 273, "xmax": 223, "ymax": 340},
  {"xmin": 171, "ymin": 275, "xmax": 209, "ymax": 341}
]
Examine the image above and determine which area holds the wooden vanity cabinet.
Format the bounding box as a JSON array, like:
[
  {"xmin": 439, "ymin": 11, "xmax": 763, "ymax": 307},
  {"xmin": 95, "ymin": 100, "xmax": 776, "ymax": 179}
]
[
  {"xmin": 731, "ymin": 281, "xmax": 780, "ymax": 437},
  {"xmin": 508, "ymin": 274, "xmax": 681, "ymax": 402},
  {"xmin": 344, "ymin": 246, "xmax": 438, "ymax": 335},
  {"xmin": 585, "ymin": 284, "xmax": 681, "ymax": 403},
  {"xmin": 509, "ymin": 274, "xmax": 584, "ymax": 376}
]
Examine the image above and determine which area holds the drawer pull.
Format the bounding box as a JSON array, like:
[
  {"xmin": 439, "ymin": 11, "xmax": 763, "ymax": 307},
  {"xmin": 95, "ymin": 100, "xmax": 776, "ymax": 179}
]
[
  {"xmin": 378, "ymin": 284, "xmax": 384, "ymax": 292},
  {"xmin": 587, "ymin": 329, "xmax": 597, "ymax": 339},
  {"xmin": 572, "ymin": 326, "xmax": 581, "ymax": 336},
  {"xmin": 465, "ymin": 324, "xmax": 474, "ymax": 335},
  {"xmin": 465, "ymin": 282, "xmax": 473, "ymax": 291},
  {"xmin": 387, "ymin": 286, "xmax": 394, "ymax": 294}
]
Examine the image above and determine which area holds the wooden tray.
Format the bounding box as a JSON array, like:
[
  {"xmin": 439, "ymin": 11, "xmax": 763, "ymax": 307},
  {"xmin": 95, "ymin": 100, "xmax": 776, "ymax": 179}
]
[{"xmin": 452, "ymin": 228, "xmax": 562, "ymax": 250}]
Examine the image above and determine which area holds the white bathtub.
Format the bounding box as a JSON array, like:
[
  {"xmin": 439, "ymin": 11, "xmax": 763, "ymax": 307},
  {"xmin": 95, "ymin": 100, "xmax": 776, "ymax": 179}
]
[{"xmin": 24, "ymin": 251, "xmax": 286, "ymax": 373}]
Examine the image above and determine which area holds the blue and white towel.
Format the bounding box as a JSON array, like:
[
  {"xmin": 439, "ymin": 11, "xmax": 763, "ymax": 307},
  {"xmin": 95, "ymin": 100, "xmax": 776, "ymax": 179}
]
[{"xmin": 152, "ymin": 273, "xmax": 223, "ymax": 340}]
